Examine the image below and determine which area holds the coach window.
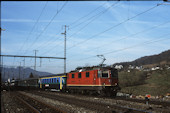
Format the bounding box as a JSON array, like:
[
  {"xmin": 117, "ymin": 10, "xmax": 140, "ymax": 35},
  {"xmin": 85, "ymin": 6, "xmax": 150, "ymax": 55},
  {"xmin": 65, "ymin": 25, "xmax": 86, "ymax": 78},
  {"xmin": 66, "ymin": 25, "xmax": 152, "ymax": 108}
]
[
  {"xmin": 86, "ymin": 72, "xmax": 89, "ymax": 77},
  {"xmin": 78, "ymin": 73, "xmax": 81, "ymax": 78},
  {"xmin": 72, "ymin": 74, "xmax": 75, "ymax": 78}
]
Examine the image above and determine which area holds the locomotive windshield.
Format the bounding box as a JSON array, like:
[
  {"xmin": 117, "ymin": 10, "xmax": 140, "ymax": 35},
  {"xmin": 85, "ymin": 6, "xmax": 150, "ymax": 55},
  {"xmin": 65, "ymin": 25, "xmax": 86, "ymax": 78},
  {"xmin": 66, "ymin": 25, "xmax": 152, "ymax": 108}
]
[
  {"xmin": 98, "ymin": 68, "xmax": 118, "ymax": 78},
  {"xmin": 102, "ymin": 71, "xmax": 109, "ymax": 78},
  {"xmin": 98, "ymin": 70, "xmax": 109, "ymax": 78}
]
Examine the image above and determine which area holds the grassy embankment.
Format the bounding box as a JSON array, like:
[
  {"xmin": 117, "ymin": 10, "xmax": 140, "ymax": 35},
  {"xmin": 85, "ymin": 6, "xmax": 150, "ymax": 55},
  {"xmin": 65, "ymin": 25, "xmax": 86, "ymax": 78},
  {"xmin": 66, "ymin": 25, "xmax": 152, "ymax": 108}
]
[{"xmin": 118, "ymin": 69, "xmax": 170, "ymax": 96}]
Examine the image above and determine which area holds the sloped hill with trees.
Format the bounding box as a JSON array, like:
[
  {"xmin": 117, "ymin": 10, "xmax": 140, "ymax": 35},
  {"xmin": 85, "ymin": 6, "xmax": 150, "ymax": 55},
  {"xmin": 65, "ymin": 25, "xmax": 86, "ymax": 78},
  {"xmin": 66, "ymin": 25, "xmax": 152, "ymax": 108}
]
[{"xmin": 113, "ymin": 49, "xmax": 170, "ymax": 68}]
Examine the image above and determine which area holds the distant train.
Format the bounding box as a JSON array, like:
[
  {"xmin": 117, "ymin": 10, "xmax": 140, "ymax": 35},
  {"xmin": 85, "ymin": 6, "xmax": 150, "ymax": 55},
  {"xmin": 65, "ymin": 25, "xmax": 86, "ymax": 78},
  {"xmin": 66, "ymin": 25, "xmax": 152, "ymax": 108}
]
[{"xmin": 5, "ymin": 66, "xmax": 120, "ymax": 96}]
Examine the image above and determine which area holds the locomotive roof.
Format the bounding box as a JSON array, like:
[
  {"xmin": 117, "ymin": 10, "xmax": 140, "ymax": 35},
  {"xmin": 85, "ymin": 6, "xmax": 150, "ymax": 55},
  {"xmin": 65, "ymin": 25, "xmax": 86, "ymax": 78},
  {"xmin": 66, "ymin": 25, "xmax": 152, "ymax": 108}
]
[{"xmin": 69, "ymin": 66, "xmax": 116, "ymax": 73}]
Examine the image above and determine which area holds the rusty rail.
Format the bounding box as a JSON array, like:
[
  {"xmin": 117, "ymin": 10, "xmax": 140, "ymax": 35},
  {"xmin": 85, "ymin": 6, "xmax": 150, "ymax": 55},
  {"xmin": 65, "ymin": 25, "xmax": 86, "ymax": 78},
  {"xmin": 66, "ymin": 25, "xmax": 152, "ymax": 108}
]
[
  {"xmin": 16, "ymin": 96, "xmax": 40, "ymax": 113},
  {"xmin": 17, "ymin": 91, "xmax": 66, "ymax": 113}
]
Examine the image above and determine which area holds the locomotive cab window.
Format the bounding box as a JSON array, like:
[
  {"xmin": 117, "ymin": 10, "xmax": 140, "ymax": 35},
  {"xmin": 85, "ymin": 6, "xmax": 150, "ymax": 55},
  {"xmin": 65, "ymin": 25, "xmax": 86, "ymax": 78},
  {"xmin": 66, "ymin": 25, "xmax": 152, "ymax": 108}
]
[
  {"xmin": 102, "ymin": 71, "xmax": 109, "ymax": 78},
  {"xmin": 72, "ymin": 74, "xmax": 75, "ymax": 78},
  {"xmin": 86, "ymin": 72, "xmax": 89, "ymax": 77},
  {"xmin": 78, "ymin": 73, "xmax": 81, "ymax": 78}
]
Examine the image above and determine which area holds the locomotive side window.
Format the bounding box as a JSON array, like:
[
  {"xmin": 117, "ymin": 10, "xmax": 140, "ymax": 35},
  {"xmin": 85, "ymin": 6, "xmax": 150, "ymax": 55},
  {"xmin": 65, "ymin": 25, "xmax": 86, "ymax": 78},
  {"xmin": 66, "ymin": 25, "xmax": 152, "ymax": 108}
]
[
  {"xmin": 72, "ymin": 74, "xmax": 75, "ymax": 78},
  {"xmin": 78, "ymin": 73, "xmax": 81, "ymax": 78},
  {"xmin": 98, "ymin": 70, "xmax": 101, "ymax": 77},
  {"xmin": 86, "ymin": 72, "xmax": 89, "ymax": 77}
]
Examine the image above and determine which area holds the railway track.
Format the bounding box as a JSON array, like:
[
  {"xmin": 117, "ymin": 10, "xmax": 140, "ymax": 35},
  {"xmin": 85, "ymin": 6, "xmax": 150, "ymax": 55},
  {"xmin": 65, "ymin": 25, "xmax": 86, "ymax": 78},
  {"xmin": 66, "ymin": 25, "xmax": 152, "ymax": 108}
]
[
  {"xmin": 43, "ymin": 90, "xmax": 170, "ymax": 108},
  {"xmin": 16, "ymin": 91, "xmax": 65, "ymax": 113},
  {"xmin": 114, "ymin": 97, "xmax": 170, "ymax": 108},
  {"xmin": 29, "ymin": 91, "xmax": 149, "ymax": 113}
]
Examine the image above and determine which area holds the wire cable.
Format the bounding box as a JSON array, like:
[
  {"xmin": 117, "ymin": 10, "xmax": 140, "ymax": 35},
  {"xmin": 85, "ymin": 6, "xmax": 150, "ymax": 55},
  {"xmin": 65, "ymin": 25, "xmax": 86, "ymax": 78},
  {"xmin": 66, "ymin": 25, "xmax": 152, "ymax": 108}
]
[
  {"xmin": 65, "ymin": 3, "xmax": 163, "ymax": 52},
  {"xmin": 23, "ymin": 1, "xmax": 68, "ymax": 55},
  {"xmin": 69, "ymin": 2, "xmax": 107, "ymax": 27},
  {"xmin": 83, "ymin": 20, "xmax": 170, "ymax": 53},
  {"xmin": 39, "ymin": 2, "xmax": 119, "ymax": 56},
  {"xmin": 70, "ymin": 32, "xmax": 170, "ymax": 62},
  {"xmin": 55, "ymin": 3, "xmax": 163, "ymax": 56},
  {"xmin": 18, "ymin": 2, "xmax": 48, "ymax": 55}
]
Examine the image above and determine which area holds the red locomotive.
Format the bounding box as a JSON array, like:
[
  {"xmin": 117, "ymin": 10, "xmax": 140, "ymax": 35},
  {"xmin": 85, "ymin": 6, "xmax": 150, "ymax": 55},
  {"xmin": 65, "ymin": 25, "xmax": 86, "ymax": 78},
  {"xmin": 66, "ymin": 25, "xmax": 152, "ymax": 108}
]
[{"xmin": 67, "ymin": 66, "xmax": 120, "ymax": 96}]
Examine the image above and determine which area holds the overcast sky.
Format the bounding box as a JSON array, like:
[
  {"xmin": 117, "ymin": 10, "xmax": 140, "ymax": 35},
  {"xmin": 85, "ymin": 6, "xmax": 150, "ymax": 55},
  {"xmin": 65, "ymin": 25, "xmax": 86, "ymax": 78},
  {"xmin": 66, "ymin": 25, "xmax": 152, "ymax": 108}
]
[{"xmin": 1, "ymin": 1, "xmax": 170, "ymax": 74}]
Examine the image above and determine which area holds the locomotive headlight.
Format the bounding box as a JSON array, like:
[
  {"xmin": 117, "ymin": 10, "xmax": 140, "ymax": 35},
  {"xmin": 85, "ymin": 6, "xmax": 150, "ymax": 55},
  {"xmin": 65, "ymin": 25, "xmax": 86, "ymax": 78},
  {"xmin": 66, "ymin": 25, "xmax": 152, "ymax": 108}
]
[{"xmin": 115, "ymin": 83, "xmax": 117, "ymax": 85}]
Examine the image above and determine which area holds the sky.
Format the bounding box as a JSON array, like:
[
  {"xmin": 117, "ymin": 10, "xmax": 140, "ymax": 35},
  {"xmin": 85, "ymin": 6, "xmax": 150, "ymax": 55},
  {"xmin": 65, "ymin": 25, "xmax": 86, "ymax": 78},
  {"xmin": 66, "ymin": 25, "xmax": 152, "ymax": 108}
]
[{"xmin": 1, "ymin": 1, "xmax": 170, "ymax": 74}]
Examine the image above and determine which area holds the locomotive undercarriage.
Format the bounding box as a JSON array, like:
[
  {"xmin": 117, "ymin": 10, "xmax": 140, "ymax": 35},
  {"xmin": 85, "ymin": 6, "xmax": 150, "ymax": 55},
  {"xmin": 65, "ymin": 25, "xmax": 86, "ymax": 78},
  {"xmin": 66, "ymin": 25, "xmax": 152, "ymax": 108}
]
[{"xmin": 67, "ymin": 86, "xmax": 119, "ymax": 97}]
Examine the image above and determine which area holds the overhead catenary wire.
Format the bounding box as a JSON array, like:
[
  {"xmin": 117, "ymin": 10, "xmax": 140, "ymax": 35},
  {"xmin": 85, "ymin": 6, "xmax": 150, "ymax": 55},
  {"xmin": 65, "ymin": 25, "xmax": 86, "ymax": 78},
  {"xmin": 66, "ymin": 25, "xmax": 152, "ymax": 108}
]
[
  {"xmin": 66, "ymin": 3, "xmax": 162, "ymax": 50},
  {"xmin": 55, "ymin": 3, "xmax": 163, "ymax": 56},
  {"xmin": 18, "ymin": 1, "xmax": 48, "ymax": 55},
  {"xmin": 70, "ymin": 32, "xmax": 170, "ymax": 62},
  {"xmin": 13, "ymin": 2, "xmax": 48, "ymax": 68},
  {"xmin": 23, "ymin": 1, "xmax": 68, "ymax": 55},
  {"xmin": 83, "ymin": 20, "xmax": 170, "ymax": 53},
  {"xmin": 69, "ymin": 2, "xmax": 119, "ymax": 30},
  {"xmin": 65, "ymin": 20, "xmax": 170, "ymax": 60},
  {"xmin": 69, "ymin": 2, "xmax": 107, "ymax": 27},
  {"xmin": 33, "ymin": 2, "xmax": 109, "ymax": 56},
  {"xmin": 68, "ymin": 1, "xmax": 119, "ymax": 38},
  {"xmin": 39, "ymin": 2, "xmax": 119, "ymax": 56}
]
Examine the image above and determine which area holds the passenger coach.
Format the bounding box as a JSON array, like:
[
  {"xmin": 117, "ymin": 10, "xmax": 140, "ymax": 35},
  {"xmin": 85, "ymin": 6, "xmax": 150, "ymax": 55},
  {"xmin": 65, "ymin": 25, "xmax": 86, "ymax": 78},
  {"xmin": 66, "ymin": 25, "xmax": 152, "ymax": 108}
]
[{"xmin": 39, "ymin": 74, "xmax": 67, "ymax": 90}]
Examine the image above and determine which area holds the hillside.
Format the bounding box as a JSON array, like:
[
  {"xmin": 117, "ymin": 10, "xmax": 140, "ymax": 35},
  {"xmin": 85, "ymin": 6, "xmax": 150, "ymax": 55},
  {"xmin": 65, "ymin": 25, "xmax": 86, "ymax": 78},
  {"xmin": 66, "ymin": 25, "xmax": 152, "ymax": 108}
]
[
  {"xmin": 113, "ymin": 49, "xmax": 170, "ymax": 68},
  {"xmin": 116, "ymin": 50, "xmax": 170, "ymax": 96},
  {"xmin": 119, "ymin": 69, "xmax": 170, "ymax": 96},
  {"xmin": 1, "ymin": 67, "xmax": 53, "ymax": 82}
]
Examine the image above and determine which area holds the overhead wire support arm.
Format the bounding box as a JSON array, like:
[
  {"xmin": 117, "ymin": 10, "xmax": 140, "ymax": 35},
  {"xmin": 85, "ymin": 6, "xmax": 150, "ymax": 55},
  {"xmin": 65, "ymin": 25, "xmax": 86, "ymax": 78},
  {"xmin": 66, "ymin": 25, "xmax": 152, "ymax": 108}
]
[
  {"xmin": 97, "ymin": 55, "xmax": 106, "ymax": 67},
  {"xmin": 0, "ymin": 55, "xmax": 65, "ymax": 59}
]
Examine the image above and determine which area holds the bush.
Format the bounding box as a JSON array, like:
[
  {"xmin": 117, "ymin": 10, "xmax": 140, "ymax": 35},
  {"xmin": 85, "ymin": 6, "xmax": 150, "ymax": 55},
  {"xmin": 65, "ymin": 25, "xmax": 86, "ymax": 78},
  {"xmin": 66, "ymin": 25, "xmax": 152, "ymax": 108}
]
[{"xmin": 119, "ymin": 70, "xmax": 146, "ymax": 87}]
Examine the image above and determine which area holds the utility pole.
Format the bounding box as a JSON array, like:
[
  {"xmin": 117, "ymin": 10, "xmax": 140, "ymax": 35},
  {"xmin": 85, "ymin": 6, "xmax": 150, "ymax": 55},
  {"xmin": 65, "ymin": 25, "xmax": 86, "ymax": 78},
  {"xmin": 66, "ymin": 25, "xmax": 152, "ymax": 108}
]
[
  {"xmin": 0, "ymin": 27, "xmax": 5, "ymax": 85},
  {"xmin": 23, "ymin": 58, "xmax": 25, "ymax": 79},
  {"xmin": 61, "ymin": 25, "xmax": 69, "ymax": 74},
  {"xmin": 34, "ymin": 50, "xmax": 38, "ymax": 75},
  {"xmin": 19, "ymin": 62, "xmax": 21, "ymax": 80}
]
